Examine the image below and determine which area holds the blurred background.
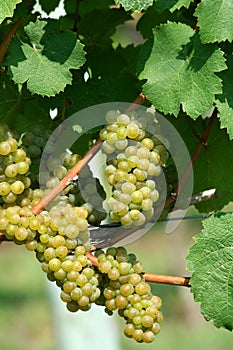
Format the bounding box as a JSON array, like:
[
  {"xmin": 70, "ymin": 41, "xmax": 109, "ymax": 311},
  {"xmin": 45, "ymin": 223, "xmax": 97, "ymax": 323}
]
[{"xmin": 0, "ymin": 209, "xmax": 232, "ymax": 350}]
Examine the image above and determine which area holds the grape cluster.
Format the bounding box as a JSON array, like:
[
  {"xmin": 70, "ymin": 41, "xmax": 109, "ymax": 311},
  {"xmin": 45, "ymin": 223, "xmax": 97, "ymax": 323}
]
[
  {"xmin": 0, "ymin": 119, "xmax": 164, "ymax": 344},
  {"xmin": 21, "ymin": 127, "xmax": 52, "ymax": 168},
  {"xmin": 100, "ymin": 110, "xmax": 168, "ymax": 226},
  {"xmin": 68, "ymin": 164, "xmax": 107, "ymax": 226},
  {"xmin": 0, "ymin": 131, "xmax": 31, "ymax": 206},
  {"xmin": 95, "ymin": 246, "xmax": 163, "ymax": 343}
]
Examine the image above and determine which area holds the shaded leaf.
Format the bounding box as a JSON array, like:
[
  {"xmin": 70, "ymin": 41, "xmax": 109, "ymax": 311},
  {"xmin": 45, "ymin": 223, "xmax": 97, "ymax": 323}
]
[
  {"xmin": 169, "ymin": 115, "xmax": 233, "ymax": 212},
  {"xmin": 0, "ymin": 72, "xmax": 20, "ymax": 120},
  {"xmin": 78, "ymin": 9, "xmax": 130, "ymax": 47},
  {"xmin": 39, "ymin": 0, "xmax": 60, "ymax": 15}
]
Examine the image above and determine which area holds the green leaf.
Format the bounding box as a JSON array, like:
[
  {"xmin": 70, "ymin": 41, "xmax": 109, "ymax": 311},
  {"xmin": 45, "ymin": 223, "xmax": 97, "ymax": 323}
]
[
  {"xmin": 40, "ymin": 47, "xmax": 141, "ymax": 118},
  {"xmin": 186, "ymin": 213, "xmax": 233, "ymax": 330},
  {"xmin": 79, "ymin": 9, "xmax": 130, "ymax": 47},
  {"xmin": 0, "ymin": 0, "xmax": 22, "ymax": 23},
  {"xmin": 0, "ymin": 72, "xmax": 21, "ymax": 120},
  {"xmin": 138, "ymin": 22, "xmax": 226, "ymax": 117},
  {"xmin": 114, "ymin": 0, "xmax": 153, "ymax": 12},
  {"xmin": 39, "ymin": 0, "xmax": 60, "ymax": 15},
  {"xmin": 169, "ymin": 115, "xmax": 233, "ymax": 212},
  {"xmin": 216, "ymin": 55, "xmax": 233, "ymax": 140},
  {"xmin": 137, "ymin": 5, "xmax": 195, "ymax": 39},
  {"xmin": 79, "ymin": 0, "xmax": 114, "ymax": 16},
  {"xmin": 195, "ymin": 0, "xmax": 233, "ymax": 44},
  {"xmin": 153, "ymin": 0, "xmax": 194, "ymax": 13},
  {"xmin": 7, "ymin": 19, "xmax": 86, "ymax": 96}
]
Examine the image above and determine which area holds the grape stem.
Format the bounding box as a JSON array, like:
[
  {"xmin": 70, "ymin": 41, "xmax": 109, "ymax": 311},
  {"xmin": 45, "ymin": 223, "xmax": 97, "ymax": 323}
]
[
  {"xmin": 86, "ymin": 251, "xmax": 190, "ymax": 287},
  {"xmin": 0, "ymin": 17, "xmax": 22, "ymax": 63}
]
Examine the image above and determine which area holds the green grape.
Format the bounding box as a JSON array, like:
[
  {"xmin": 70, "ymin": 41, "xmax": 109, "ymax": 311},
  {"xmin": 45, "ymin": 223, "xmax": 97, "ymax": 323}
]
[
  {"xmin": 10, "ymin": 180, "xmax": 25, "ymax": 194},
  {"xmin": 127, "ymin": 123, "xmax": 139, "ymax": 139},
  {"xmin": 22, "ymin": 132, "xmax": 34, "ymax": 146},
  {"xmin": 5, "ymin": 164, "xmax": 18, "ymax": 178},
  {"xmin": 0, "ymin": 182, "xmax": 11, "ymax": 196},
  {"xmin": 94, "ymin": 246, "xmax": 163, "ymax": 344},
  {"xmin": 0, "ymin": 141, "xmax": 11, "ymax": 155},
  {"xmin": 117, "ymin": 114, "xmax": 130, "ymax": 126}
]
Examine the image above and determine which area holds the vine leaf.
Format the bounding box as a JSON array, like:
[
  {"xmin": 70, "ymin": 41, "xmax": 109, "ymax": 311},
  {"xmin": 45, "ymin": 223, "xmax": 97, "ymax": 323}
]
[
  {"xmin": 39, "ymin": 0, "xmax": 60, "ymax": 15},
  {"xmin": 138, "ymin": 22, "xmax": 226, "ymax": 118},
  {"xmin": 114, "ymin": 0, "xmax": 153, "ymax": 12},
  {"xmin": 78, "ymin": 9, "xmax": 130, "ymax": 47},
  {"xmin": 153, "ymin": 0, "xmax": 194, "ymax": 12},
  {"xmin": 40, "ymin": 47, "xmax": 141, "ymax": 118},
  {"xmin": 0, "ymin": 73, "xmax": 20, "ymax": 120},
  {"xmin": 7, "ymin": 19, "xmax": 86, "ymax": 97},
  {"xmin": 216, "ymin": 55, "xmax": 233, "ymax": 140},
  {"xmin": 186, "ymin": 214, "xmax": 233, "ymax": 331},
  {"xmin": 0, "ymin": 0, "xmax": 22, "ymax": 23},
  {"xmin": 195, "ymin": 0, "xmax": 233, "ymax": 44}
]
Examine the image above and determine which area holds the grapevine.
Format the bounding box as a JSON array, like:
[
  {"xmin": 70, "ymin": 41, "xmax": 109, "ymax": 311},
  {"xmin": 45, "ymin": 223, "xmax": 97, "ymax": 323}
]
[{"xmin": 1, "ymin": 0, "xmax": 233, "ymax": 348}]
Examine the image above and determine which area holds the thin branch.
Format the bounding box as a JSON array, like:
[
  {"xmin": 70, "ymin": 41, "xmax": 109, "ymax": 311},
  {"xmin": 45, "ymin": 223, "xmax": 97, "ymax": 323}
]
[
  {"xmin": 190, "ymin": 189, "xmax": 216, "ymax": 205},
  {"xmin": 73, "ymin": 0, "xmax": 80, "ymax": 32},
  {"xmin": 144, "ymin": 272, "xmax": 190, "ymax": 287},
  {"xmin": 153, "ymin": 108, "xmax": 218, "ymax": 217},
  {"xmin": 176, "ymin": 108, "xmax": 217, "ymax": 194},
  {"xmin": 32, "ymin": 138, "xmax": 102, "ymax": 215},
  {"xmin": 125, "ymin": 93, "xmax": 147, "ymax": 111},
  {"xmin": 86, "ymin": 252, "xmax": 190, "ymax": 287},
  {"xmin": 0, "ymin": 17, "xmax": 22, "ymax": 63}
]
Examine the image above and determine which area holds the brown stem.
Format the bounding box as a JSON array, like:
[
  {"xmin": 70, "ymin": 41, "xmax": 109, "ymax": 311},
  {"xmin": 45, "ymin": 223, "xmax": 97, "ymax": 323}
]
[
  {"xmin": 125, "ymin": 93, "xmax": 147, "ymax": 111},
  {"xmin": 73, "ymin": 0, "xmax": 80, "ymax": 32},
  {"xmin": 176, "ymin": 108, "xmax": 217, "ymax": 194},
  {"xmin": 32, "ymin": 138, "xmax": 102, "ymax": 215},
  {"xmin": 144, "ymin": 273, "xmax": 190, "ymax": 287},
  {"xmin": 86, "ymin": 252, "xmax": 190, "ymax": 287},
  {"xmin": 153, "ymin": 109, "xmax": 217, "ymax": 217},
  {"xmin": 0, "ymin": 17, "xmax": 22, "ymax": 63}
]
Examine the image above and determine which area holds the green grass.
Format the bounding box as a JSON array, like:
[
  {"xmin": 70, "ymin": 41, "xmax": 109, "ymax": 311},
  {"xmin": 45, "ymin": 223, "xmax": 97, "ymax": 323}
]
[{"xmin": 0, "ymin": 218, "xmax": 232, "ymax": 350}]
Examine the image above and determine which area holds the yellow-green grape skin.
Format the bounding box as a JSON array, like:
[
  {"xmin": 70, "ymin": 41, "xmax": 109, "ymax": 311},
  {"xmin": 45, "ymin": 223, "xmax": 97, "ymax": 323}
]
[
  {"xmin": 0, "ymin": 141, "xmax": 11, "ymax": 155},
  {"xmin": 0, "ymin": 182, "xmax": 11, "ymax": 196}
]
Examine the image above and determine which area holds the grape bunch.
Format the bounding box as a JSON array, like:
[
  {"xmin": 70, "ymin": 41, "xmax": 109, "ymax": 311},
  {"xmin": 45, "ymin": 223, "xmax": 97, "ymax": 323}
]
[
  {"xmin": 0, "ymin": 126, "xmax": 32, "ymax": 206},
  {"xmin": 95, "ymin": 246, "xmax": 163, "ymax": 343},
  {"xmin": 0, "ymin": 118, "xmax": 164, "ymax": 344},
  {"xmin": 68, "ymin": 164, "xmax": 107, "ymax": 226},
  {"xmin": 21, "ymin": 127, "xmax": 52, "ymax": 170},
  {"xmin": 0, "ymin": 204, "xmax": 163, "ymax": 344},
  {"xmin": 99, "ymin": 110, "xmax": 168, "ymax": 226}
]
